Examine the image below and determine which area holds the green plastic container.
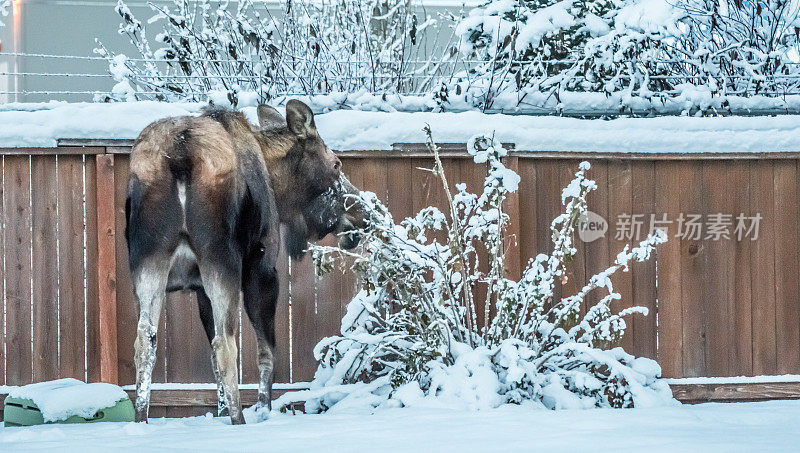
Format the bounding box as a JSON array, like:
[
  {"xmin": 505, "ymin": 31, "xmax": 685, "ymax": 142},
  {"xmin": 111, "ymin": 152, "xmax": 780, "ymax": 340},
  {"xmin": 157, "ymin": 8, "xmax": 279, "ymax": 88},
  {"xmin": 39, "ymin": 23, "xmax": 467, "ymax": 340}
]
[{"xmin": 3, "ymin": 383, "xmax": 135, "ymax": 427}]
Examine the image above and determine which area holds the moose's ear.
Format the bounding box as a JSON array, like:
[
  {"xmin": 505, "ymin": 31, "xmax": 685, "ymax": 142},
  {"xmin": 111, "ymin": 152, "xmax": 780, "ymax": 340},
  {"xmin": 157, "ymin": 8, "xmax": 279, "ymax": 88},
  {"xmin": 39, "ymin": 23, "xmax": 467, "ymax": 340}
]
[
  {"xmin": 285, "ymin": 99, "xmax": 316, "ymax": 139},
  {"xmin": 257, "ymin": 104, "xmax": 284, "ymax": 129}
]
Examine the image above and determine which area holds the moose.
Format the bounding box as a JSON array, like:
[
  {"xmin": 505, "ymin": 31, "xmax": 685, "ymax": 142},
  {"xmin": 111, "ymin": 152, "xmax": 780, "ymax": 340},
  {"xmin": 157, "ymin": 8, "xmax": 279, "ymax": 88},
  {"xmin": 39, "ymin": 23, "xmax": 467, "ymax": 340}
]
[{"xmin": 125, "ymin": 100, "xmax": 365, "ymax": 424}]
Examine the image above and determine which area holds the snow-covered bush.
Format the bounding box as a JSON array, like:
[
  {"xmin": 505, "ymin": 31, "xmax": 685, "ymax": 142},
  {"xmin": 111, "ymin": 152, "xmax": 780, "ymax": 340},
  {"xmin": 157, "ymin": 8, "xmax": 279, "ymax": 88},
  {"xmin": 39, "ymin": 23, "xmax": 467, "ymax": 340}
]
[
  {"xmin": 449, "ymin": 0, "xmax": 800, "ymax": 114},
  {"xmin": 303, "ymin": 130, "xmax": 672, "ymax": 413},
  {"xmin": 672, "ymin": 0, "xmax": 800, "ymax": 96},
  {"xmin": 450, "ymin": 0, "xmax": 620, "ymax": 109},
  {"xmin": 98, "ymin": 0, "xmax": 441, "ymax": 106}
]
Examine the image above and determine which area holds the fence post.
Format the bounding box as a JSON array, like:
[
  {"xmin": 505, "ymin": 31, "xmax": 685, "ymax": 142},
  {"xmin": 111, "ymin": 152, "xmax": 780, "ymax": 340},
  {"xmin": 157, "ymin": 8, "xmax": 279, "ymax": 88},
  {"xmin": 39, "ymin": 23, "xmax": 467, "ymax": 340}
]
[{"xmin": 96, "ymin": 153, "xmax": 119, "ymax": 384}]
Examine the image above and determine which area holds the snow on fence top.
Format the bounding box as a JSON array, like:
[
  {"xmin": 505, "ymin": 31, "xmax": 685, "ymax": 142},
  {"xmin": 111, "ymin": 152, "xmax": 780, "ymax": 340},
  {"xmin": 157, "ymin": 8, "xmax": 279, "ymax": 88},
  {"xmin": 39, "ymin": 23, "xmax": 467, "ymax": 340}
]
[{"xmin": 1, "ymin": 101, "xmax": 800, "ymax": 153}]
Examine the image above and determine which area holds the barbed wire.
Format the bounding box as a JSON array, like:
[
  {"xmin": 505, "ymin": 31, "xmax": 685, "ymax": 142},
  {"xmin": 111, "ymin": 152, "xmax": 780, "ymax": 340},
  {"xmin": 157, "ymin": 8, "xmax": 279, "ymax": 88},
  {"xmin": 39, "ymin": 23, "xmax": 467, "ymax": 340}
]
[
  {"xmin": 4, "ymin": 52, "xmax": 800, "ymax": 107},
  {"xmin": 10, "ymin": 52, "xmax": 800, "ymax": 66}
]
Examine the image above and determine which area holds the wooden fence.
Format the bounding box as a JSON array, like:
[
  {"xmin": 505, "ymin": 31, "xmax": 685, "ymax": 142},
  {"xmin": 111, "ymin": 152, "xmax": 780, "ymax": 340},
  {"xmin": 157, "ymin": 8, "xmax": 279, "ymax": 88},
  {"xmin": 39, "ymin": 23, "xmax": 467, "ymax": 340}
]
[{"xmin": 1, "ymin": 141, "xmax": 799, "ymax": 416}]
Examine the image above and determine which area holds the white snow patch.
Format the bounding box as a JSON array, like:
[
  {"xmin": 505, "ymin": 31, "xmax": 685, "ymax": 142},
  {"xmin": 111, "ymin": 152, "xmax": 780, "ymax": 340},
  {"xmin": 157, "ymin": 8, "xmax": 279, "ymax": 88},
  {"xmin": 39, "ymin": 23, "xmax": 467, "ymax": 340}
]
[
  {"xmin": 0, "ymin": 102, "xmax": 799, "ymax": 153},
  {"xmin": 6, "ymin": 379, "xmax": 128, "ymax": 423},
  {"xmin": 312, "ymin": 110, "xmax": 800, "ymax": 153},
  {"xmin": 615, "ymin": 0, "xmax": 684, "ymax": 35},
  {"xmin": 0, "ymin": 101, "xmax": 202, "ymax": 147},
  {"xmin": 2, "ymin": 400, "xmax": 800, "ymax": 451}
]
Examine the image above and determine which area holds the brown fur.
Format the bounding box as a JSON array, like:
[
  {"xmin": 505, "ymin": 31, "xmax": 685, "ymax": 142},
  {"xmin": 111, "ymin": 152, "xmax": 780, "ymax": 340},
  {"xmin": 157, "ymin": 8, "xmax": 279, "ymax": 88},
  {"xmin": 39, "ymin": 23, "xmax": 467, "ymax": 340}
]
[{"xmin": 131, "ymin": 116, "xmax": 236, "ymax": 184}]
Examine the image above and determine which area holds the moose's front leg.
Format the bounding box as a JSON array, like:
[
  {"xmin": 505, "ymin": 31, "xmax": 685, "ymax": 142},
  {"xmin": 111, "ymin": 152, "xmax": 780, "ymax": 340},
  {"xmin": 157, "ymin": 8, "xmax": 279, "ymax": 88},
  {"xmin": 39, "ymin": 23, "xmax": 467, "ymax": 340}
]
[{"xmin": 133, "ymin": 266, "xmax": 168, "ymax": 423}]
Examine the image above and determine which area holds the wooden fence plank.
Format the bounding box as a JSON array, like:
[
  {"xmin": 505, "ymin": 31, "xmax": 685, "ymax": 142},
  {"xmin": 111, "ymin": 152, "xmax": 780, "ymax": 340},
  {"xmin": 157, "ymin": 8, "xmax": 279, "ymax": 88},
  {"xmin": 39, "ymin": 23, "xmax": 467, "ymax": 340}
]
[
  {"xmin": 0, "ymin": 156, "xmax": 4, "ymax": 385},
  {"xmin": 111, "ymin": 155, "xmax": 136, "ymax": 385},
  {"xmin": 773, "ymin": 161, "xmax": 800, "ymax": 374},
  {"xmin": 85, "ymin": 156, "xmax": 101, "ymax": 382},
  {"xmin": 630, "ymin": 161, "xmax": 657, "ymax": 359},
  {"xmin": 607, "ymin": 161, "xmax": 634, "ymax": 352},
  {"xmin": 517, "ymin": 159, "xmax": 538, "ymax": 278},
  {"xmin": 96, "ymin": 154, "xmax": 119, "ymax": 384},
  {"xmin": 30, "ymin": 156, "xmax": 60, "ymax": 381},
  {"xmin": 289, "ymin": 251, "xmax": 317, "ymax": 383},
  {"xmin": 679, "ymin": 161, "xmax": 706, "ymax": 378},
  {"xmin": 359, "ymin": 157, "xmax": 389, "ymax": 208},
  {"xmin": 313, "ymin": 235, "xmax": 347, "ymax": 341},
  {"xmin": 582, "ymin": 161, "xmax": 609, "ymax": 320},
  {"xmin": 702, "ymin": 161, "xmax": 733, "ymax": 376},
  {"xmin": 385, "ymin": 157, "xmax": 414, "ymax": 222},
  {"xmin": 4, "ymin": 156, "xmax": 32, "ymax": 385},
  {"xmin": 728, "ymin": 162, "xmax": 754, "ymax": 376},
  {"xmin": 750, "ymin": 161, "xmax": 777, "ymax": 375},
  {"xmin": 654, "ymin": 161, "xmax": 683, "ymax": 378},
  {"xmin": 535, "ymin": 160, "xmax": 564, "ymax": 310},
  {"xmin": 57, "ymin": 156, "xmax": 89, "ymax": 380},
  {"xmin": 503, "ymin": 156, "xmax": 522, "ymax": 281},
  {"xmin": 274, "ymin": 246, "xmax": 291, "ymax": 383}
]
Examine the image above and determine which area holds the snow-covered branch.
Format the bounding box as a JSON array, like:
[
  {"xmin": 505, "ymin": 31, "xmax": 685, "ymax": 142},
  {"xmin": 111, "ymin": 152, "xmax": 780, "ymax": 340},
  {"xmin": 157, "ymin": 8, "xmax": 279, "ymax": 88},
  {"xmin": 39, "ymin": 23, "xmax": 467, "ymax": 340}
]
[{"xmin": 98, "ymin": 0, "xmax": 446, "ymax": 106}]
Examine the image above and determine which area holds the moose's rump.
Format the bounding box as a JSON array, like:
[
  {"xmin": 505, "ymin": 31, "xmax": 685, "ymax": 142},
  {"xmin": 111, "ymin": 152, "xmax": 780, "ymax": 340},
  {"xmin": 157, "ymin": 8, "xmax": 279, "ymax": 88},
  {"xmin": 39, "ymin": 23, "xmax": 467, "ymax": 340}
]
[{"xmin": 125, "ymin": 114, "xmax": 277, "ymax": 290}]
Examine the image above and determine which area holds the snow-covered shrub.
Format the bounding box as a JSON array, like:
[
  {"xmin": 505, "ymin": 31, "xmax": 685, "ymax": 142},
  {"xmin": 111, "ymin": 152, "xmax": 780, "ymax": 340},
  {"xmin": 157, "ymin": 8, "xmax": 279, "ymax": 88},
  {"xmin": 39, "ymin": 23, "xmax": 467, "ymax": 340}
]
[
  {"xmin": 450, "ymin": 0, "xmax": 800, "ymax": 114},
  {"xmin": 450, "ymin": 0, "xmax": 620, "ymax": 109},
  {"xmin": 303, "ymin": 130, "xmax": 672, "ymax": 413},
  {"xmin": 98, "ymin": 0, "xmax": 441, "ymax": 106},
  {"xmin": 672, "ymin": 0, "xmax": 800, "ymax": 97},
  {"xmin": 575, "ymin": 0, "xmax": 800, "ymax": 113},
  {"xmin": 565, "ymin": 0, "xmax": 683, "ymax": 106}
]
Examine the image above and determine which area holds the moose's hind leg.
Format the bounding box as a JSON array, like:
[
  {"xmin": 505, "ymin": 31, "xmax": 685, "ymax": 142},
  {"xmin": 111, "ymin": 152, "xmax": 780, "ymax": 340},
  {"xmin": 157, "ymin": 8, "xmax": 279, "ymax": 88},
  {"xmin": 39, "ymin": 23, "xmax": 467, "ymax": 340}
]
[
  {"xmin": 197, "ymin": 287, "xmax": 229, "ymax": 417},
  {"xmin": 200, "ymin": 263, "xmax": 245, "ymax": 425},
  {"xmin": 133, "ymin": 261, "xmax": 169, "ymax": 423},
  {"xmin": 243, "ymin": 252, "xmax": 280, "ymax": 412}
]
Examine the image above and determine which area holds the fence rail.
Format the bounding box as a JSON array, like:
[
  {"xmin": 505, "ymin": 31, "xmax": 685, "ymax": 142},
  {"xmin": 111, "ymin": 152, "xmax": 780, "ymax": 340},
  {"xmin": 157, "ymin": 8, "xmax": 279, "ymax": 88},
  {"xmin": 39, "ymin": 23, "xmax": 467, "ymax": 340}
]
[{"xmin": 1, "ymin": 142, "xmax": 799, "ymax": 417}]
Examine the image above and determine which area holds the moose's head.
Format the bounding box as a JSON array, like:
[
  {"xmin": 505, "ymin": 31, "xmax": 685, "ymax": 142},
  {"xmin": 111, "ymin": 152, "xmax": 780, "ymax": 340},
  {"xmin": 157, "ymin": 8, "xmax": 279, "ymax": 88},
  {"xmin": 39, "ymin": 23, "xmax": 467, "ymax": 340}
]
[{"xmin": 255, "ymin": 100, "xmax": 366, "ymax": 260}]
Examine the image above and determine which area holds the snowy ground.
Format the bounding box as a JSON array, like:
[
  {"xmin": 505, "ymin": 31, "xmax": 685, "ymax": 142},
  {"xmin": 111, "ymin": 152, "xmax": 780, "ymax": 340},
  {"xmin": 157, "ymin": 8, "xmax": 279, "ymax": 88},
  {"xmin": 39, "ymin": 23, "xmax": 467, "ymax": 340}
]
[{"xmin": 1, "ymin": 400, "xmax": 799, "ymax": 452}]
